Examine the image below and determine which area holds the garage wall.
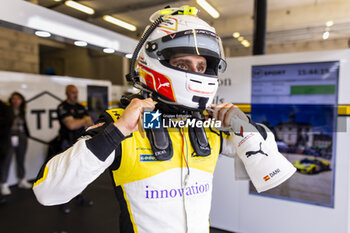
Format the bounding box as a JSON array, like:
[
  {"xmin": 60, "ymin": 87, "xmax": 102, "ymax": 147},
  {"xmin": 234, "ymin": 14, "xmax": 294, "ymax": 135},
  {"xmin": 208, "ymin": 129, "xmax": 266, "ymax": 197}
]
[
  {"xmin": 0, "ymin": 26, "xmax": 127, "ymax": 85},
  {"xmin": 40, "ymin": 44, "xmax": 126, "ymax": 85},
  {"xmin": 0, "ymin": 27, "xmax": 39, "ymax": 73}
]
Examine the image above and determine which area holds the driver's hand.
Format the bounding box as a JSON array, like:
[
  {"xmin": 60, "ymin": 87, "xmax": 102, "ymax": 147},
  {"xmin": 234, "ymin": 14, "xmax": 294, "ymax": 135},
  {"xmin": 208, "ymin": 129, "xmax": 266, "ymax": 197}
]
[{"xmin": 114, "ymin": 98, "xmax": 155, "ymax": 136}]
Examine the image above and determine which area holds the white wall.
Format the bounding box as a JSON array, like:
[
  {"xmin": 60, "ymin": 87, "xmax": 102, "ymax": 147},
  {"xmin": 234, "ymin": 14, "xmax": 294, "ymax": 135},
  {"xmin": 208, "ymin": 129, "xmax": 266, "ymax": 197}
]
[
  {"xmin": 0, "ymin": 71, "xmax": 111, "ymax": 185},
  {"xmin": 210, "ymin": 49, "xmax": 350, "ymax": 233}
]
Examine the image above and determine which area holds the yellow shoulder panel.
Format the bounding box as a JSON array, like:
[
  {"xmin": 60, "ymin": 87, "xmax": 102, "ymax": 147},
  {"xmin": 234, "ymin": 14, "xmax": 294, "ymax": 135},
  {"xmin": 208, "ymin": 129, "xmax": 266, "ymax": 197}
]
[{"xmin": 106, "ymin": 108, "xmax": 124, "ymax": 122}]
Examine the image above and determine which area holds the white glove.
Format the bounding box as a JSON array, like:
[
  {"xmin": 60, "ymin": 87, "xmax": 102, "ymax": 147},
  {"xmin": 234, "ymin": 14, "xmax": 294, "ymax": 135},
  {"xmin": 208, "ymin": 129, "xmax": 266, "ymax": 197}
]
[{"xmin": 229, "ymin": 116, "xmax": 296, "ymax": 193}]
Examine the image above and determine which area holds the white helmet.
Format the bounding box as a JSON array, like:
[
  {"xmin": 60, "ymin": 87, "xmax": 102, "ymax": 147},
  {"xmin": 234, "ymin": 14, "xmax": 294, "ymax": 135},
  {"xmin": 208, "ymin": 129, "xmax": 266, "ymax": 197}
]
[{"xmin": 131, "ymin": 6, "xmax": 226, "ymax": 110}]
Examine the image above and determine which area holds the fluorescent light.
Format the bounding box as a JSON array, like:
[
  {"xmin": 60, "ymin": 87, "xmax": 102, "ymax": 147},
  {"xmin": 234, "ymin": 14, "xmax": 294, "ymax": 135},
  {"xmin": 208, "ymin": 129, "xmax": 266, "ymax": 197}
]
[
  {"xmin": 322, "ymin": 31, "xmax": 329, "ymax": 40},
  {"xmin": 232, "ymin": 32, "xmax": 240, "ymax": 38},
  {"xmin": 65, "ymin": 1, "xmax": 94, "ymax": 15},
  {"xmin": 54, "ymin": 0, "xmax": 62, "ymax": 2},
  {"xmin": 74, "ymin": 40, "xmax": 88, "ymax": 47},
  {"xmin": 237, "ymin": 36, "xmax": 244, "ymax": 42},
  {"xmin": 325, "ymin": 20, "xmax": 334, "ymax": 27},
  {"xmin": 103, "ymin": 15, "xmax": 137, "ymax": 31},
  {"xmin": 103, "ymin": 48, "xmax": 115, "ymax": 54},
  {"xmin": 35, "ymin": 30, "xmax": 51, "ymax": 38},
  {"xmin": 241, "ymin": 40, "xmax": 250, "ymax": 47},
  {"xmin": 196, "ymin": 0, "xmax": 220, "ymax": 19},
  {"xmin": 125, "ymin": 53, "xmax": 133, "ymax": 59},
  {"xmin": 28, "ymin": 16, "xmax": 125, "ymax": 53}
]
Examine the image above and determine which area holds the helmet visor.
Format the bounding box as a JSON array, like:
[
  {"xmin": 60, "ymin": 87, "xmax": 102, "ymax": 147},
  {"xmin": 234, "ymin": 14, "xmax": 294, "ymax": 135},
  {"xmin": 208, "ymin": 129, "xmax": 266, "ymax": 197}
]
[{"xmin": 146, "ymin": 29, "xmax": 227, "ymax": 75}]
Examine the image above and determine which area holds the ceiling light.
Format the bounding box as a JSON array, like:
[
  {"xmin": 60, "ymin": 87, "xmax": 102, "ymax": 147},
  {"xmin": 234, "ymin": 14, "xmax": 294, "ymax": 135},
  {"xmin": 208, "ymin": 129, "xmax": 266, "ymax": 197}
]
[
  {"xmin": 325, "ymin": 20, "xmax": 334, "ymax": 27},
  {"xmin": 196, "ymin": 0, "xmax": 220, "ymax": 19},
  {"xmin": 125, "ymin": 53, "xmax": 133, "ymax": 59},
  {"xmin": 35, "ymin": 30, "xmax": 51, "ymax": 38},
  {"xmin": 322, "ymin": 31, "xmax": 329, "ymax": 40},
  {"xmin": 74, "ymin": 40, "xmax": 88, "ymax": 47},
  {"xmin": 241, "ymin": 40, "xmax": 250, "ymax": 47},
  {"xmin": 103, "ymin": 15, "xmax": 137, "ymax": 31},
  {"xmin": 54, "ymin": 0, "xmax": 62, "ymax": 2},
  {"xmin": 232, "ymin": 32, "xmax": 240, "ymax": 38},
  {"xmin": 65, "ymin": 1, "xmax": 95, "ymax": 15},
  {"xmin": 103, "ymin": 48, "xmax": 115, "ymax": 54},
  {"xmin": 237, "ymin": 36, "xmax": 244, "ymax": 42}
]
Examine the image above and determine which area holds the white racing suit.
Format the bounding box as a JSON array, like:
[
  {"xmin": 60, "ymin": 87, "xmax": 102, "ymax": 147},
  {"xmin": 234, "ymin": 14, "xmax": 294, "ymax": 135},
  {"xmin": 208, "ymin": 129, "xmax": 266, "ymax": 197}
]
[{"xmin": 33, "ymin": 108, "xmax": 296, "ymax": 233}]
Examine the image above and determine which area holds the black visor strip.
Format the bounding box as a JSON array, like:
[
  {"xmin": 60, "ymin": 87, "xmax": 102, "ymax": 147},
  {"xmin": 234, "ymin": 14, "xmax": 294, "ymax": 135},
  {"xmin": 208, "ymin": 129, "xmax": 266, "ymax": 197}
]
[{"xmin": 161, "ymin": 29, "xmax": 220, "ymax": 42}]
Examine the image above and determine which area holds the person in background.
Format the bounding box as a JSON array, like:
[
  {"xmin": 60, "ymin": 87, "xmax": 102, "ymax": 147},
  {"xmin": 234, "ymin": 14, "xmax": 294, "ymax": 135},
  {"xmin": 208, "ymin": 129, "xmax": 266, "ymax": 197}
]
[
  {"xmin": 56, "ymin": 84, "xmax": 94, "ymax": 214},
  {"xmin": 0, "ymin": 92, "xmax": 31, "ymax": 196},
  {"xmin": 58, "ymin": 85, "xmax": 94, "ymax": 150}
]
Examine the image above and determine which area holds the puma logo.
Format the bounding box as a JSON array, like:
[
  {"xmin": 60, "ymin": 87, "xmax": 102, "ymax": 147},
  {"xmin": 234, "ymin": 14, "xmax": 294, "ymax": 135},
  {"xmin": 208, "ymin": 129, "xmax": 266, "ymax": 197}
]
[
  {"xmin": 157, "ymin": 78, "xmax": 170, "ymax": 90},
  {"xmin": 245, "ymin": 142, "xmax": 268, "ymax": 158}
]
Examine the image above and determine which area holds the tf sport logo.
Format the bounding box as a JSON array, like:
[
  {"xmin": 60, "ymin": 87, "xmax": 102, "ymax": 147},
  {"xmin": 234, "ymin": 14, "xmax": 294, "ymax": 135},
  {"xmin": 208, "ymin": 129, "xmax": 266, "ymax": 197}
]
[{"xmin": 143, "ymin": 110, "xmax": 161, "ymax": 129}]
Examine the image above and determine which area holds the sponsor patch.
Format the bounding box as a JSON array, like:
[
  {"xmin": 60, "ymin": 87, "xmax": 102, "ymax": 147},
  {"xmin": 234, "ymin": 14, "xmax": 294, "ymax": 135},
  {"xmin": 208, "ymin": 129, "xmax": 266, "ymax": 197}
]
[
  {"xmin": 140, "ymin": 154, "xmax": 157, "ymax": 162},
  {"xmin": 145, "ymin": 182, "xmax": 210, "ymax": 199},
  {"xmin": 159, "ymin": 17, "xmax": 177, "ymax": 31}
]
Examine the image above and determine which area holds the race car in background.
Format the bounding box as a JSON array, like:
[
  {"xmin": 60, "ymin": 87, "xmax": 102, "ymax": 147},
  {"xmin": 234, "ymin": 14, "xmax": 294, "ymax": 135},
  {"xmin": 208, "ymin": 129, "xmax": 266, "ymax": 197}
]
[{"xmin": 293, "ymin": 157, "xmax": 331, "ymax": 174}]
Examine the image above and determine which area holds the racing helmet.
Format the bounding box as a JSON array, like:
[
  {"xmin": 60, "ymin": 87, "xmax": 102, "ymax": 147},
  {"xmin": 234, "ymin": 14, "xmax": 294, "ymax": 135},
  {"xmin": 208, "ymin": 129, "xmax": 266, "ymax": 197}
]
[{"xmin": 130, "ymin": 6, "xmax": 227, "ymax": 110}]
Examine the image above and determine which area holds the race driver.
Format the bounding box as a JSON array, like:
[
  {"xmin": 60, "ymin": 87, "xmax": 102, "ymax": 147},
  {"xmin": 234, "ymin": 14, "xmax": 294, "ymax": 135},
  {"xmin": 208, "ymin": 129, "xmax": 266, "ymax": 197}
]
[{"xmin": 33, "ymin": 6, "xmax": 296, "ymax": 233}]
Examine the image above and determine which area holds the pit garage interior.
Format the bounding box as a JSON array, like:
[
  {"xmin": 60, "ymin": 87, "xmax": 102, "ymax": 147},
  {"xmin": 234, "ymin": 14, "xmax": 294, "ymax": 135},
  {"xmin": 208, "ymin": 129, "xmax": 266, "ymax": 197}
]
[{"xmin": 1, "ymin": 1, "xmax": 350, "ymax": 233}]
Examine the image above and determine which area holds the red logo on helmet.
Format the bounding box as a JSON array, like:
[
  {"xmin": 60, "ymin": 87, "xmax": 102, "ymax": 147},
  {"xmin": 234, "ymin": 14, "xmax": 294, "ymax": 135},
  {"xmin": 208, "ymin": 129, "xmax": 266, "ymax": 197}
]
[{"xmin": 139, "ymin": 64, "xmax": 176, "ymax": 101}]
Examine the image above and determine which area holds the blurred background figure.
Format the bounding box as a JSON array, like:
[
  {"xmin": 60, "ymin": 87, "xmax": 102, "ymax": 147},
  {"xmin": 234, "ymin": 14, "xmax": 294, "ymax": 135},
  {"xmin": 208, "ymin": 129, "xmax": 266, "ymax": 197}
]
[
  {"xmin": 0, "ymin": 92, "xmax": 31, "ymax": 196},
  {"xmin": 56, "ymin": 84, "xmax": 94, "ymax": 214},
  {"xmin": 57, "ymin": 85, "xmax": 93, "ymax": 150}
]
